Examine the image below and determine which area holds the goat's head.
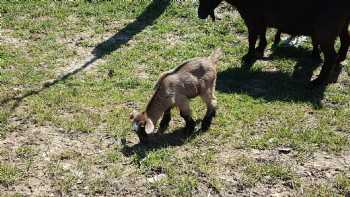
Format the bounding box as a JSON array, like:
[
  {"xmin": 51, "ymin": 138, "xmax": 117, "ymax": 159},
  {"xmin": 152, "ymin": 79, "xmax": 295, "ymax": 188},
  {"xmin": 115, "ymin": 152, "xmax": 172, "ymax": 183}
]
[
  {"xmin": 198, "ymin": 0, "xmax": 222, "ymax": 21},
  {"xmin": 130, "ymin": 111, "xmax": 155, "ymax": 137}
]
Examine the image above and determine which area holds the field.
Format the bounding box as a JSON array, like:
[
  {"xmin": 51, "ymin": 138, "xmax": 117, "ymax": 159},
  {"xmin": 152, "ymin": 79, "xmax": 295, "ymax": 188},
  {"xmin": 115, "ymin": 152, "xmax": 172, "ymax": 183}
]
[{"xmin": 1, "ymin": 0, "xmax": 350, "ymax": 196}]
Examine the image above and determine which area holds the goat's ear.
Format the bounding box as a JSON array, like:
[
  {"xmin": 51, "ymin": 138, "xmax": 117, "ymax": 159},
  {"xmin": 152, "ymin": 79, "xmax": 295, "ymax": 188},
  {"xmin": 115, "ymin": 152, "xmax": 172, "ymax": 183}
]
[
  {"xmin": 145, "ymin": 118, "xmax": 155, "ymax": 134},
  {"xmin": 210, "ymin": 48, "xmax": 223, "ymax": 64}
]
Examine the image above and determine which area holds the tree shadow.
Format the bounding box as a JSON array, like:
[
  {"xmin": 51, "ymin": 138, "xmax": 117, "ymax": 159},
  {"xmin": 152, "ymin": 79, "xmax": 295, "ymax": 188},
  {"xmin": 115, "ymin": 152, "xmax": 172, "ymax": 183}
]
[
  {"xmin": 121, "ymin": 128, "xmax": 204, "ymax": 159},
  {"xmin": 218, "ymin": 46, "xmax": 326, "ymax": 109},
  {"xmin": 0, "ymin": 0, "xmax": 171, "ymax": 110},
  {"xmin": 92, "ymin": 0, "xmax": 171, "ymax": 58}
]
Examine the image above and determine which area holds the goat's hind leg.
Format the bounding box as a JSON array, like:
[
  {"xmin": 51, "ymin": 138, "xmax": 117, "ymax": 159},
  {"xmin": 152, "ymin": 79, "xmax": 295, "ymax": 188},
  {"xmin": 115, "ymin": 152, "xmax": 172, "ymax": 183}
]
[
  {"xmin": 158, "ymin": 108, "xmax": 172, "ymax": 134},
  {"xmin": 201, "ymin": 89, "xmax": 217, "ymax": 132}
]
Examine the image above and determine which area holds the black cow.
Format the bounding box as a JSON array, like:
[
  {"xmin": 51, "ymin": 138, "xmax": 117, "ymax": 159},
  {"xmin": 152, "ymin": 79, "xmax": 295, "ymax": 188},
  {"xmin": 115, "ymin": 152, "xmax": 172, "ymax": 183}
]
[{"xmin": 198, "ymin": 0, "xmax": 350, "ymax": 86}]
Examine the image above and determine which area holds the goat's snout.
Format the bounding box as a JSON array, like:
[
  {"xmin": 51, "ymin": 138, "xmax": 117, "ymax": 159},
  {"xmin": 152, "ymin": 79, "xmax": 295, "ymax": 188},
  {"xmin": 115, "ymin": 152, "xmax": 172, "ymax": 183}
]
[{"xmin": 132, "ymin": 122, "xmax": 139, "ymax": 132}]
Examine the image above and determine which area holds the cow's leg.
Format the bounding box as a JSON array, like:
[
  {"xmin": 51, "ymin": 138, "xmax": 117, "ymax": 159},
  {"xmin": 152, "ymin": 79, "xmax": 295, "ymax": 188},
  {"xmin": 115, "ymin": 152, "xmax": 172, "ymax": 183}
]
[
  {"xmin": 311, "ymin": 38, "xmax": 321, "ymax": 60},
  {"xmin": 256, "ymin": 27, "xmax": 267, "ymax": 59},
  {"xmin": 273, "ymin": 30, "xmax": 282, "ymax": 46},
  {"xmin": 243, "ymin": 28, "xmax": 258, "ymax": 62},
  {"xmin": 337, "ymin": 22, "xmax": 350, "ymax": 63},
  {"xmin": 312, "ymin": 38, "xmax": 337, "ymax": 86}
]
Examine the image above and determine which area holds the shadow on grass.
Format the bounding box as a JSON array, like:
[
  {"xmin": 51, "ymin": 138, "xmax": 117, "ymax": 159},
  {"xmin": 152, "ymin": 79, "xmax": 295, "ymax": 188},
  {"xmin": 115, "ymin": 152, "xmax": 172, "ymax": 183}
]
[
  {"xmin": 121, "ymin": 128, "xmax": 203, "ymax": 159},
  {"xmin": 220, "ymin": 46, "xmax": 326, "ymax": 109},
  {"xmin": 0, "ymin": 0, "xmax": 171, "ymax": 111},
  {"xmin": 92, "ymin": 0, "xmax": 170, "ymax": 57},
  {"xmin": 271, "ymin": 46, "xmax": 323, "ymax": 80}
]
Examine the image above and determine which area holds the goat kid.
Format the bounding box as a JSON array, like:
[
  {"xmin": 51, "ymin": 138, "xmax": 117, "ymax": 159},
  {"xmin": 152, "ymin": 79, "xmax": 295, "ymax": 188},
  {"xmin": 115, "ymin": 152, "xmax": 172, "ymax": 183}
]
[{"xmin": 130, "ymin": 48, "xmax": 223, "ymax": 143}]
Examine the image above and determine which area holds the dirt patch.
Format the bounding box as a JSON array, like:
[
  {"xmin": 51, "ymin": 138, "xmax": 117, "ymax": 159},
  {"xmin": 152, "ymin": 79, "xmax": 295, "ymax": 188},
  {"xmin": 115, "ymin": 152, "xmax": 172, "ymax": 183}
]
[
  {"xmin": 164, "ymin": 33, "xmax": 184, "ymax": 47},
  {"xmin": 0, "ymin": 29, "xmax": 28, "ymax": 48},
  {"xmin": 134, "ymin": 64, "xmax": 149, "ymax": 80},
  {"xmin": 0, "ymin": 123, "xmax": 146, "ymax": 196},
  {"xmin": 215, "ymin": 2, "xmax": 240, "ymax": 20},
  {"xmin": 55, "ymin": 32, "xmax": 106, "ymax": 74},
  {"xmin": 213, "ymin": 148, "xmax": 350, "ymax": 196},
  {"xmin": 297, "ymin": 151, "xmax": 350, "ymax": 180}
]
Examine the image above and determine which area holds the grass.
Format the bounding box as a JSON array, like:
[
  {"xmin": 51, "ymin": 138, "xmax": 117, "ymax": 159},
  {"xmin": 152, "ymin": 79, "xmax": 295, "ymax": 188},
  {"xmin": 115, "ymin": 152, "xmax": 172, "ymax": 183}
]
[
  {"xmin": 0, "ymin": 0, "xmax": 350, "ymax": 196},
  {"xmin": 236, "ymin": 156, "xmax": 300, "ymax": 188},
  {"xmin": 335, "ymin": 173, "xmax": 350, "ymax": 194},
  {"xmin": 0, "ymin": 163, "xmax": 20, "ymax": 186},
  {"xmin": 250, "ymin": 127, "xmax": 348, "ymax": 152}
]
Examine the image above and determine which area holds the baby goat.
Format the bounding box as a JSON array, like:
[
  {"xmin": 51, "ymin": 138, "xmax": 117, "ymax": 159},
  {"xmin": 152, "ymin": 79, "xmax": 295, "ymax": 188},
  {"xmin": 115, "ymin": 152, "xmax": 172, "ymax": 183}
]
[{"xmin": 130, "ymin": 48, "xmax": 223, "ymax": 143}]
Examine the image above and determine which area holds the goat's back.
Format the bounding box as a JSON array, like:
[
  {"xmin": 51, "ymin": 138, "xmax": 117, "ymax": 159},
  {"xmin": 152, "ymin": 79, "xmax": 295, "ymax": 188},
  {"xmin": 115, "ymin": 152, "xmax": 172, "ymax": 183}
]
[{"xmin": 158, "ymin": 58, "xmax": 217, "ymax": 98}]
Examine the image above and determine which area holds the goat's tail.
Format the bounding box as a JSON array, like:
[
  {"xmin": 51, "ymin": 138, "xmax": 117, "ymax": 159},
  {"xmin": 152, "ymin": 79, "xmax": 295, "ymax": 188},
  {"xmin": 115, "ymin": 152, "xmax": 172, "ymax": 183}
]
[{"xmin": 209, "ymin": 48, "xmax": 223, "ymax": 65}]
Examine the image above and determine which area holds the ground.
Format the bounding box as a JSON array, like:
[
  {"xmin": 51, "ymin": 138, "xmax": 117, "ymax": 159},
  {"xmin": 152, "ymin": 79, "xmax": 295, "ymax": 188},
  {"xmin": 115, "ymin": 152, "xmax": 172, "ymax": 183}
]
[{"xmin": 1, "ymin": 0, "xmax": 350, "ymax": 196}]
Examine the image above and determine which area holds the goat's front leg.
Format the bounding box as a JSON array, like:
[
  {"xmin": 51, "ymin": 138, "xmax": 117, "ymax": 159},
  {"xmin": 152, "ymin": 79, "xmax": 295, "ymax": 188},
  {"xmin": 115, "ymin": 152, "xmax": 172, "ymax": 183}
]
[
  {"xmin": 158, "ymin": 108, "xmax": 172, "ymax": 134},
  {"xmin": 180, "ymin": 111, "xmax": 196, "ymax": 134},
  {"xmin": 177, "ymin": 96, "xmax": 195, "ymax": 134}
]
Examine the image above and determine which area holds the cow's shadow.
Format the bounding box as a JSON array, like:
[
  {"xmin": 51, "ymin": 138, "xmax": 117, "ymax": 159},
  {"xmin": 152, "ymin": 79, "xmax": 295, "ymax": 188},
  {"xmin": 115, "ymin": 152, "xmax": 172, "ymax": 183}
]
[{"xmin": 220, "ymin": 45, "xmax": 326, "ymax": 108}]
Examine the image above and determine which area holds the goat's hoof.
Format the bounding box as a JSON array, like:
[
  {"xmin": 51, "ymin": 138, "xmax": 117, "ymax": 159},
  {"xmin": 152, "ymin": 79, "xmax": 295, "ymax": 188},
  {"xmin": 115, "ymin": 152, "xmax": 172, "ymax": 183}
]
[
  {"xmin": 157, "ymin": 127, "xmax": 167, "ymax": 134},
  {"xmin": 201, "ymin": 124, "xmax": 210, "ymax": 132},
  {"xmin": 201, "ymin": 117, "xmax": 214, "ymax": 132},
  {"xmin": 201, "ymin": 120, "xmax": 213, "ymax": 132}
]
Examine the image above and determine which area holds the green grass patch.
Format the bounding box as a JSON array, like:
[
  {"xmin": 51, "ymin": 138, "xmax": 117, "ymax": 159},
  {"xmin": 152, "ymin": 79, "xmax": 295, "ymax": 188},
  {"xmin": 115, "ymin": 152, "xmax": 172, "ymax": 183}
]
[
  {"xmin": 0, "ymin": 0, "xmax": 349, "ymax": 195},
  {"xmin": 250, "ymin": 127, "xmax": 349, "ymax": 152},
  {"xmin": 237, "ymin": 156, "xmax": 299, "ymax": 188},
  {"xmin": 0, "ymin": 163, "xmax": 20, "ymax": 186}
]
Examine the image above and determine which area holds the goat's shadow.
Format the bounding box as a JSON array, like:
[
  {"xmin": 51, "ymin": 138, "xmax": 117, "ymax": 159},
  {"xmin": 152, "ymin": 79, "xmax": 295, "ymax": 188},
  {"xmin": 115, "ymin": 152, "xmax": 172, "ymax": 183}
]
[
  {"xmin": 121, "ymin": 128, "xmax": 204, "ymax": 159},
  {"xmin": 0, "ymin": 0, "xmax": 171, "ymax": 111},
  {"xmin": 219, "ymin": 45, "xmax": 326, "ymax": 108}
]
